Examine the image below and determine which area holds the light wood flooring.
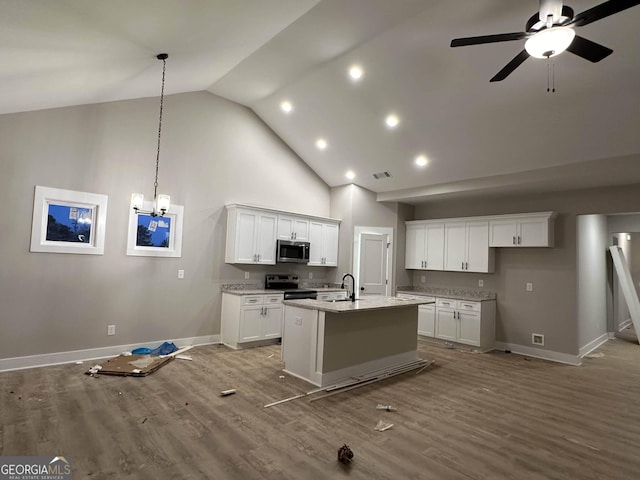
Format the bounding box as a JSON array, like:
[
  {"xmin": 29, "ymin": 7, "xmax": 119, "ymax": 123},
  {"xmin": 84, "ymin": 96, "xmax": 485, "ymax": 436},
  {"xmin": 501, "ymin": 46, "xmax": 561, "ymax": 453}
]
[{"xmin": 2, "ymin": 337, "xmax": 640, "ymax": 479}]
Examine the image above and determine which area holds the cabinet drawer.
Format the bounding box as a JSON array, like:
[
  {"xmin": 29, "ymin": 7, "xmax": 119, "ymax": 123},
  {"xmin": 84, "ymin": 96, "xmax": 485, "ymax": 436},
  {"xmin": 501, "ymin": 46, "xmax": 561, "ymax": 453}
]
[
  {"xmin": 457, "ymin": 301, "xmax": 480, "ymax": 312},
  {"xmin": 265, "ymin": 295, "xmax": 283, "ymax": 304},
  {"xmin": 436, "ymin": 298, "xmax": 456, "ymax": 308},
  {"xmin": 241, "ymin": 295, "xmax": 264, "ymax": 306}
]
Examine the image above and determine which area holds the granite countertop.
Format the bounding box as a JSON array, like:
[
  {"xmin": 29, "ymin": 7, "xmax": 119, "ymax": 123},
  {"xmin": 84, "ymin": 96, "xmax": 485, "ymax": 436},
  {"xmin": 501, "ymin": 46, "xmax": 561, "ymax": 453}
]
[
  {"xmin": 221, "ymin": 283, "xmax": 344, "ymax": 296},
  {"xmin": 397, "ymin": 285, "xmax": 496, "ymax": 301},
  {"xmin": 282, "ymin": 295, "xmax": 434, "ymax": 313}
]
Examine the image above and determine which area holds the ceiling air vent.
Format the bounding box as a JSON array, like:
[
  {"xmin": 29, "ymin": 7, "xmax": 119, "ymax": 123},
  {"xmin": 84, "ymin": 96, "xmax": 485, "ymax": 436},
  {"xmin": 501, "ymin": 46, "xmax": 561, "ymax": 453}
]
[{"xmin": 372, "ymin": 171, "xmax": 392, "ymax": 180}]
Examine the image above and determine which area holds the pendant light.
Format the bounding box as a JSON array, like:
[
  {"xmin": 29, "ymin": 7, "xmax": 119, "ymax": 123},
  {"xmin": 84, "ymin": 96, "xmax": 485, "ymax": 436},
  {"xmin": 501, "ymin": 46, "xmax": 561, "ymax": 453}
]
[{"xmin": 132, "ymin": 53, "xmax": 171, "ymax": 217}]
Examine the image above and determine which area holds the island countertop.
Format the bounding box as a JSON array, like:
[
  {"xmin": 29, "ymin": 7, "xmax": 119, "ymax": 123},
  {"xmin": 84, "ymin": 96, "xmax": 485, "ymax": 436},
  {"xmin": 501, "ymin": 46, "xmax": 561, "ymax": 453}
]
[{"xmin": 282, "ymin": 294, "xmax": 434, "ymax": 313}]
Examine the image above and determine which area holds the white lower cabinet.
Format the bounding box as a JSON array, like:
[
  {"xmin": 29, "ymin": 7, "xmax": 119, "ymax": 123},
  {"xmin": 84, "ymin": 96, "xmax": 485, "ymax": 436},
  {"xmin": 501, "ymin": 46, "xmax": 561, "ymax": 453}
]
[
  {"xmin": 221, "ymin": 293, "xmax": 284, "ymax": 349},
  {"xmin": 435, "ymin": 298, "xmax": 495, "ymax": 351},
  {"xmin": 418, "ymin": 303, "xmax": 435, "ymax": 337}
]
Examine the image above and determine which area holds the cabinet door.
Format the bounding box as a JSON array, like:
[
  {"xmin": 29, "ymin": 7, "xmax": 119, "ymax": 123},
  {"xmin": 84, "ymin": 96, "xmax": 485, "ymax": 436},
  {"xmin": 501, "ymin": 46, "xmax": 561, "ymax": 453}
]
[
  {"xmin": 293, "ymin": 217, "xmax": 310, "ymax": 241},
  {"xmin": 405, "ymin": 224, "xmax": 426, "ymax": 269},
  {"xmin": 518, "ymin": 216, "xmax": 549, "ymax": 247},
  {"xmin": 425, "ymin": 223, "xmax": 445, "ymax": 270},
  {"xmin": 308, "ymin": 221, "xmax": 324, "ymax": 265},
  {"xmin": 458, "ymin": 310, "xmax": 481, "ymax": 346},
  {"xmin": 418, "ymin": 305, "xmax": 435, "ymax": 337},
  {"xmin": 322, "ymin": 223, "xmax": 339, "ymax": 266},
  {"xmin": 255, "ymin": 213, "xmax": 277, "ymax": 264},
  {"xmin": 489, "ymin": 219, "xmax": 518, "ymax": 247},
  {"xmin": 234, "ymin": 210, "xmax": 259, "ymax": 263},
  {"xmin": 263, "ymin": 305, "xmax": 282, "ymax": 339},
  {"xmin": 465, "ymin": 221, "xmax": 489, "ymax": 272},
  {"xmin": 444, "ymin": 222, "xmax": 466, "ymax": 271},
  {"xmin": 277, "ymin": 216, "xmax": 295, "ymax": 240},
  {"xmin": 240, "ymin": 306, "xmax": 263, "ymax": 342},
  {"xmin": 435, "ymin": 308, "xmax": 457, "ymax": 341}
]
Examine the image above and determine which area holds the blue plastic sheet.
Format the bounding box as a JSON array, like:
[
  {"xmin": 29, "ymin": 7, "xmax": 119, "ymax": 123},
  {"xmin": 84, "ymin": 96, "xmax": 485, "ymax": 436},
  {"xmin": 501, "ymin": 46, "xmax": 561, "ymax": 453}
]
[{"xmin": 132, "ymin": 341, "xmax": 179, "ymax": 356}]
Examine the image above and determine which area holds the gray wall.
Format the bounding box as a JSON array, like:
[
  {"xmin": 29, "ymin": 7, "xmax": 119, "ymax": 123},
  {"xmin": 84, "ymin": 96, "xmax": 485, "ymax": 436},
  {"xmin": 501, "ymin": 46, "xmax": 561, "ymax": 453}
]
[
  {"xmin": 413, "ymin": 184, "xmax": 640, "ymax": 356},
  {"xmin": 577, "ymin": 215, "xmax": 608, "ymax": 349},
  {"xmin": 0, "ymin": 91, "xmax": 331, "ymax": 359},
  {"xmin": 329, "ymin": 184, "xmax": 409, "ymax": 292}
]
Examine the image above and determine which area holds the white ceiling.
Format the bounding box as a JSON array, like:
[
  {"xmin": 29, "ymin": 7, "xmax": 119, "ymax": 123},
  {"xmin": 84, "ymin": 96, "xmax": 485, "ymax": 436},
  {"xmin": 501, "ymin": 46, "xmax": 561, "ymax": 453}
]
[{"xmin": 3, "ymin": 0, "xmax": 640, "ymax": 203}]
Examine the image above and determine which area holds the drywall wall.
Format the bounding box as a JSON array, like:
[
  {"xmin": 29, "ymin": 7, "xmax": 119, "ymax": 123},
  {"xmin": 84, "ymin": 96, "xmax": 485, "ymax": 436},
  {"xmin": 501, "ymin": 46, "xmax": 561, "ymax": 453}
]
[
  {"xmin": 576, "ymin": 215, "xmax": 608, "ymax": 349},
  {"xmin": 329, "ymin": 184, "xmax": 407, "ymax": 292},
  {"xmin": 0, "ymin": 91, "xmax": 331, "ymax": 360},
  {"xmin": 413, "ymin": 183, "xmax": 640, "ymax": 356}
]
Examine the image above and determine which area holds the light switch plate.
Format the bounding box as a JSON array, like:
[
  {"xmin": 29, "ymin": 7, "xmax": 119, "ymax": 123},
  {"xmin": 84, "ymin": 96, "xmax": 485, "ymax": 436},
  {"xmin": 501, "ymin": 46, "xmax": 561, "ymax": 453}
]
[
  {"xmin": 420, "ymin": 275, "xmax": 426, "ymax": 283},
  {"xmin": 178, "ymin": 269, "xmax": 184, "ymax": 279},
  {"xmin": 309, "ymin": 272, "xmax": 313, "ymax": 279},
  {"xmin": 526, "ymin": 282, "xmax": 533, "ymax": 292},
  {"xmin": 107, "ymin": 325, "xmax": 115, "ymax": 336},
  {"xmin": 478, "ymin": 280, "xmax": 484, "ymax": 287},
  {"xmin": 244, "ymin": 272, "xmax": 250, "ymax": 279}
]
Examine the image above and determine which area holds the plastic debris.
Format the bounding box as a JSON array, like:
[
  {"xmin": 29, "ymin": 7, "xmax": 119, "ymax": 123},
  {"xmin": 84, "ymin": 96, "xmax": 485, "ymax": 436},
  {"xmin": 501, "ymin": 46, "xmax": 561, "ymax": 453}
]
[
  {"xmin": 279, "ymin": 375, "xmax": 285, "ymax": 379},
  {"xmin": 87, "ymin": 365, "xmax": 103, "ymax": 375},
  {"xmin": 220, "ymin": 389, "xmax": 236, "ymax": 396},
  {"xmin": 131, "ymin": 369, "xmax": 142, "ymax": 374},
  {"xmin": 443, "ymin": 342, "xmax": 455, "ymax": 349},
  {"xmin": 122, "ymin": 351, "xmax": 132, "ymax": 356},
  {"xmin": 337, "ymin": 444, "xmax": 354, "ymax": 464},
  {"xmin": 175, "ymin": 355, "xmax": 192, "ymax": 361},
  {"xmin": 75, "ymin": 361, "xmax": 84, "ymax": 365},
  {"xmin": 267, "ymin": 354, "xmax": 275, "ymax": 358},
  {"xmin": 132, "ymin": 341, "xmax": 178, "ymax": 356},
  {"xmin": 585, "ymin": 352, "xmax": 605, "ymax": 358},
  {"xmin": 374, "ymin": 420, "xmax": 394, "ymax": 432},
  {"xmin": 376, "ymin": 404, "xmax": 397, "ymax": 412}
]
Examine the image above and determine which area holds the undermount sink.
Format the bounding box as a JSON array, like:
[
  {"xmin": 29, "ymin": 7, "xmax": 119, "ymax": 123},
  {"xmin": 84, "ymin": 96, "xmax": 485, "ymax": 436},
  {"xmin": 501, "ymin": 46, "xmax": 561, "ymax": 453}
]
[{"xmin": 323, "ymin": 298, "xmax": 362, "ymax": 303}]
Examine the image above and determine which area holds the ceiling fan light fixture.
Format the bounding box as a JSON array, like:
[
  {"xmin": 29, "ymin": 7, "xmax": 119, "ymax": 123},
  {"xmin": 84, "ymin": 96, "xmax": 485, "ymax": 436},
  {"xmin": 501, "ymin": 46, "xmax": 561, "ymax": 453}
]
[{"xmin": 525, "ymin": 26, "xmax": 575, "ymax": 59}]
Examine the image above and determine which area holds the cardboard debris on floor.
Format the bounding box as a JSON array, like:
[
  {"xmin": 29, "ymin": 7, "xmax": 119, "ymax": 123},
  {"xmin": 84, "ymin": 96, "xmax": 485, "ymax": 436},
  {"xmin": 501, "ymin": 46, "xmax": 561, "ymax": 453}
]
[{"xmin": 86, "ymin": 354, "xmax": 173, "ymax": 377}]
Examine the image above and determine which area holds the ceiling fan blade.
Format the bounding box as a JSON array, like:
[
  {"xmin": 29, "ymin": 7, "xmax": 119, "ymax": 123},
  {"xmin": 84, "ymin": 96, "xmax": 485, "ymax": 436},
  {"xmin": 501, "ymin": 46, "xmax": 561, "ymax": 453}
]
[
  {"xmin": 451, "ymin": 32, "xmax": 529, "ymax": 47},
  {"xmin": 490, "ymin": 50, "xmax": 530, "ymax": 82},
  {"xmin": 566, "ymin": 35, "xmax": 613, "ymax": 62},
  {"xmin": 570, "ymin": 0, "xmax": 640, "ymax": 27}
]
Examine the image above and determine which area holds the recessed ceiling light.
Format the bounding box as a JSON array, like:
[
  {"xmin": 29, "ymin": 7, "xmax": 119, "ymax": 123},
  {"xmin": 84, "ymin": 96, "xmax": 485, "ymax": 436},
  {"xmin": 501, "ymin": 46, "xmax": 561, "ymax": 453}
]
[
  {"xmin": 415, "ymin": 155, "xmax": 428, "ymax": 167},
  {"xmin": 385, "ymin": 114, "xmax": 399, "ymax": 128},
  {"xmin": 345, "ymin": 170, "xmax": 355, "ymax": 180},
  {"xmin": 280, "ymin": 101, "xmax": 293, "ymax": 113},
  {"xmin": 316, "ymin": 138, "xmax": 328, "ymax": 150},
  {"xmin": 349, "ymin": 65, "xmax": 363, "ymax": 80}
]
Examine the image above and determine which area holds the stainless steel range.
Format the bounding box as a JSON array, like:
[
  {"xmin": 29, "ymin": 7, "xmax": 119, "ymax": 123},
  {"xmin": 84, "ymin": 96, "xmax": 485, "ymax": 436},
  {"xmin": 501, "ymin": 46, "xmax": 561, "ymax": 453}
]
[{"xmin": 265, "ymin": 274, "xmax": 317, "ymax": 300}]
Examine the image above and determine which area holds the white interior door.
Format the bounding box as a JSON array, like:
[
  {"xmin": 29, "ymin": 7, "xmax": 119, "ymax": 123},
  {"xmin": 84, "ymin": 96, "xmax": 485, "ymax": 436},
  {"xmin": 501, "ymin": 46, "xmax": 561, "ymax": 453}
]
[
  {"xmin": 610, "ymin": 246, "xmax": 640, "ymax": 339},
  {"xmin": 358, "ymin": 233, "xmax": 388, "ymax": 296}
]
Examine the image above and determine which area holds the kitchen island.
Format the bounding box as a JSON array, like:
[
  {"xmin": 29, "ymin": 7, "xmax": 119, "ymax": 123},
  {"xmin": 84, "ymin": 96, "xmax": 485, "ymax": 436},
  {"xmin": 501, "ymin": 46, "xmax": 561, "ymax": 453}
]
[{"xmin": 281, "ymin": 295, "xmax": 434, "ymax": 387}]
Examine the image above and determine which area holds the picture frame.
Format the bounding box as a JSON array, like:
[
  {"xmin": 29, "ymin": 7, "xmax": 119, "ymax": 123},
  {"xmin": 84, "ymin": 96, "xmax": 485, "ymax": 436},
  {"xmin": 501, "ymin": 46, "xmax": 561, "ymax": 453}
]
[
  {"xmin": 126, "ymin": 201, "xmax": 184, "ymax": 257},
  {"xmin": 30, "ymin": 186, "xmax": 108, "ymax": 255}
]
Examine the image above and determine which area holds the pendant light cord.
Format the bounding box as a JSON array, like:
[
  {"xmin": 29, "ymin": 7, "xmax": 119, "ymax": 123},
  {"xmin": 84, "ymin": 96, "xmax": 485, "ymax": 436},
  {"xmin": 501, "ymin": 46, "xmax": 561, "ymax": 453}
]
[{"xmin": 153, "ymin": 54, "xmax": 167, "ymax": 202}]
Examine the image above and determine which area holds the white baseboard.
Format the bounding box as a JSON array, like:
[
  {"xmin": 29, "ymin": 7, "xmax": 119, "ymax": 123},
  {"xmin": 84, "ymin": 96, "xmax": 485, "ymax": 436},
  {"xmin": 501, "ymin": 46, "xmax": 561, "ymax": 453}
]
[
  {"xmin": 579, "ymin": 333, "xmax": 609, "ymax": 358},
  {"xmin": 494, "ymin": 341, "xmax": 581, "ymax": 366},
  {"xmin": 0, "ymin": 335, "xmax": 221, "ymax": 373},
  {"xmin": 618, "ymin": 318, "xmax": 632, "ymax": 332}
]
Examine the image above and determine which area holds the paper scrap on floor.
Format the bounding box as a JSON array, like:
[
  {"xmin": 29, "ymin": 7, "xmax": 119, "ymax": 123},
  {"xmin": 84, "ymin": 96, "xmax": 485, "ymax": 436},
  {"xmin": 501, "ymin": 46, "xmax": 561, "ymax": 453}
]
[{"xmin": 85, "ymin": 354, "xmax": 173, "ymax": 377}]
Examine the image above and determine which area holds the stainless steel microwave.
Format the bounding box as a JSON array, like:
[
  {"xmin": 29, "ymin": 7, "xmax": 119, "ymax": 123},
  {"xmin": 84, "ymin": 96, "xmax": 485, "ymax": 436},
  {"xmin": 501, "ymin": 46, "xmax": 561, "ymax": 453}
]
[{"xmin": 276, "ymin": 240, "xmax": 310, "ymax": 264}]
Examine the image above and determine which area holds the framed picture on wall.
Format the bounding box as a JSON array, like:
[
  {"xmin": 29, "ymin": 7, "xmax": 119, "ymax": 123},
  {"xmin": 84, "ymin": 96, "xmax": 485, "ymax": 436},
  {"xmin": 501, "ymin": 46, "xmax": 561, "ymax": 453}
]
[
  {"xmin": 30, "ymin": 186, "xmax": 108, "ymax": 255},
  {"xmin": 126, "ymin": 201, "xmax": 184, "ymax": 257}
]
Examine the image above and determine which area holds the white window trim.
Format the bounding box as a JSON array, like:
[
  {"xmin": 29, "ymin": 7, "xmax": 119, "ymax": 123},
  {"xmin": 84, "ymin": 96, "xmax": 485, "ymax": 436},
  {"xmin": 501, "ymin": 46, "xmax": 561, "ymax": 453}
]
[{"xmin": 126, "ymin": 202, "xmax": 184, "ymax": 258}]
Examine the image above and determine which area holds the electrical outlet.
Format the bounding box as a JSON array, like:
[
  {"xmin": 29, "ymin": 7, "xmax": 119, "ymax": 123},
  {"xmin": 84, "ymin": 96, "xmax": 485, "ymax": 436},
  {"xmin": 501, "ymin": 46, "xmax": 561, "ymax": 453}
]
[
  {"xmin": 178, "ymin": 269, "xmax": 184, "ymax": 279},
  {"xmin": 532, "ymin": 333, "xmax": 544, "ymax": 346},
  {"xmin": 478, "ymin": 279, "xmax": 484, "ymax": 287},
  {"xmin": 420, "ymin": 275, "xmax": 426, "ymax": 283},
  {"xmin": 107, "ymin": 325, "xmax": 116, "ymax": 336},
  {"xmin": 309, "ymin": 272, "xmax": 313, "ymax": 279},
  {"xmin": 526, "ymin": 282, "xmax": 533, "ymax": 292},
  {"xmin": 244, "ymin": 272, "xmax": 250, "ymax": 279}
]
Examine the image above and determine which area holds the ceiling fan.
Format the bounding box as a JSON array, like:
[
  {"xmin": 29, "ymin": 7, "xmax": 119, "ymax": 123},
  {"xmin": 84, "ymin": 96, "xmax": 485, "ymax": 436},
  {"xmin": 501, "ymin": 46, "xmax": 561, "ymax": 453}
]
[{"xmin": 450, "ymin": 0, "xmax": 640, "ymax": 82}]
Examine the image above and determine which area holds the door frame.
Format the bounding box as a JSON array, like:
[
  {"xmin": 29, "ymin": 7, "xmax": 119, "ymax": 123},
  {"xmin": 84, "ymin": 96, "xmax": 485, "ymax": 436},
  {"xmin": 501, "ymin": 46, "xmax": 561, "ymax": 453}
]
[{"xmin": 353, "ymin": 226, "xmax": 393, "ymax": 297}]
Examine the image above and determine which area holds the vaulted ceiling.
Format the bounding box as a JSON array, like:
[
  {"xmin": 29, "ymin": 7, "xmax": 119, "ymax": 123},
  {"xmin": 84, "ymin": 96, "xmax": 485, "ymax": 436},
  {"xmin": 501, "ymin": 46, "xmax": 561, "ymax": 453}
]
[{"xmin": 3, "ymin": 0, "xmax": 640, "ymax": 203}]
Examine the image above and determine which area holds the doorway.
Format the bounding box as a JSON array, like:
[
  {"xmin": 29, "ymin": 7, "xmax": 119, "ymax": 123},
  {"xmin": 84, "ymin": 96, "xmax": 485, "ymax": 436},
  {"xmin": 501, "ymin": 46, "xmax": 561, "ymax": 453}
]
[{"xmin": 352, "ymin": 226, "xmax": 393, "ymax": 297}]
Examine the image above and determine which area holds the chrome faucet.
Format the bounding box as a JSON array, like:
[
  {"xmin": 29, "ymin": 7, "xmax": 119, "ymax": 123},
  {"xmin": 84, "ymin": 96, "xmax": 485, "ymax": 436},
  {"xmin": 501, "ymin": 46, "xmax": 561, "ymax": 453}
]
[{"xmin": 341, "ymin": 273, "xmax": 356, "ymax": 302}]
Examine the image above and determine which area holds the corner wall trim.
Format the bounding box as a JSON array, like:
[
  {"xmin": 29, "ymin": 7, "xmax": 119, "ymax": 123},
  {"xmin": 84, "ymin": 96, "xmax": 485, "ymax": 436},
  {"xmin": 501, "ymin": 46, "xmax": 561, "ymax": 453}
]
[
  {"xmin": 0, "ymin": 335, "xmax": 221, "ymax": 373},
  {"xmin": 494, "ymin": 341, "xmax": 582, "ymax": 366},
  {"xmin": 579, "ymin": 333, "xmax": 609, "ymax": 358}
]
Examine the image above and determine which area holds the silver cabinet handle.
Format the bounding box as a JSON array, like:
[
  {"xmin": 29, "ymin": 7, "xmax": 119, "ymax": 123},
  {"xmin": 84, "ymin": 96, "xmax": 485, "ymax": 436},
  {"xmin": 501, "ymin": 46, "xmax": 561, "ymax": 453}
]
[
  {"xmin": 518, "ymin": 235, "xmax": 521, "ymax": 245},
  {"xmin": 513, "ymin": 236, "xmax": 516, "ymax": 245},
  {"xmin": 461, "ymin": 262, "xmax": 464, "ymax": 270},
  {"xmin": 253, "ymin": 254, "xmax": 257, "ymax": 262},
  {"xmin": 465, "ymin": 262, "xmax": 468, "ymax": 270},
  {"xmin": 257, "ymin": 254, "xmax": 260, "ymax": 262}
]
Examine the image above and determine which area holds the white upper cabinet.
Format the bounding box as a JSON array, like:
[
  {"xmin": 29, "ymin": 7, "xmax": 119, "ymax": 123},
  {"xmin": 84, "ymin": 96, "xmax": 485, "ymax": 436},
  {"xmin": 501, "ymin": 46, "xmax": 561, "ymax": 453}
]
[
  {"xmin": 226, "ymin": 206, "xmax": 277, "ymax": 264},
  {"xmin": 405, "ymin": 222, "xmax": 444, "ymax": 270},
  {"xmin": 444, "ymin": 220, "xmax": 493, "ymax": 273},
  {"xmin": 308, "ymin": 220, "xmax": 339, "ymax": 266},
  {"xmin": 277, "ymin": 215, "xmax": 310, "ymax": 241},
  {"xmin": 489, "ymin": 212, "xmax": 555, "ymax": 247}
]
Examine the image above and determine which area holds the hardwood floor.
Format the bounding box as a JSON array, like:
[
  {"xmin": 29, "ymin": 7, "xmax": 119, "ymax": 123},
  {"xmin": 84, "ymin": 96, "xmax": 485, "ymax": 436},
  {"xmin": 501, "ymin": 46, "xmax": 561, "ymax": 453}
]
[{"xmin": 2, "ymin": 338, "xmax": 640, "ymax": 479}]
